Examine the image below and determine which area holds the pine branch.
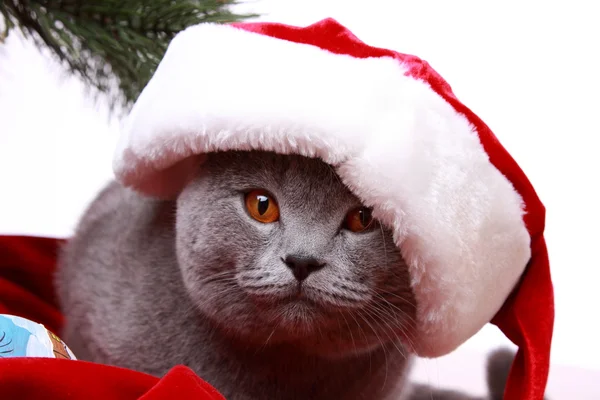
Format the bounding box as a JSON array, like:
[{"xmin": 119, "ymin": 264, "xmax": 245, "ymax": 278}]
[{"xmin": 0, "ymin": 0, "xmax": 257, "ymax": 110}]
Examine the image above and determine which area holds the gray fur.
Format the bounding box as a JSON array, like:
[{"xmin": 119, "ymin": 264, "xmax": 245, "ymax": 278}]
[
  {"xmin": 487, "ymin": 348, "xmax": 515, "ymax": 400},
  {"xmin": 409, "ymin": 348, "xmax": 540, "ymax": 400},
  {"xmin": 56, "ymin": 151, "xmax": 503, "ymax": 400}
]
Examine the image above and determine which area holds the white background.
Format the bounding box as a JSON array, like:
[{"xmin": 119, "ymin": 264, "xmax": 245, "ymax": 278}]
[{"xmin": 1, "ymin": 1, "xmax": 599, "ymax": 398}]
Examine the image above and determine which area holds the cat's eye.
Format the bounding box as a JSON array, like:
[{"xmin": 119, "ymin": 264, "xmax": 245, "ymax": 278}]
[
  {"xmin": 245, "ymin": 190, "xmax": 280, "ymax": 223},
  {"xmin": 345, "ymin": 207, "xmax": 375, "ymax": 233}
]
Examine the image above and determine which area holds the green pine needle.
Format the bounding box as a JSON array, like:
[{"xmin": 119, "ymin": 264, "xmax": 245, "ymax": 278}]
[{"xmin": 0, "ymin": 0, "xmax": 257, "ymax": 110}]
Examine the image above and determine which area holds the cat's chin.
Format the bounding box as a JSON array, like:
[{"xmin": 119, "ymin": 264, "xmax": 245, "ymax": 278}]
[
  {"xmin": 254, "ymin": 296, "xmax": 328, "ymax": 333},
  {"xmin": 248, "ymin": 299, "xmax": 385, "ymax": 357},
  {"xmin": 210, "ymin": 285, "xmax": 408, "ymax": 357},
  {"xmin": 204, "ymin": 294, "xmax": 403, "ymax": 358}
]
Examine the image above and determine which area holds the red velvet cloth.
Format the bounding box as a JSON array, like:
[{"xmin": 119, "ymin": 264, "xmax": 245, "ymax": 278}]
[
  {"xmin": 234, "ymin": 18, "xmax": 555, "ymax": 400},
  {"xmin": 0, "ymin": 235, "xmax": 225, "ymax": 400}
]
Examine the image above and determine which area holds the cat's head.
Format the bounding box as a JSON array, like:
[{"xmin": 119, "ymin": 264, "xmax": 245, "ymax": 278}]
[{"xmin": 175, "ymin": 151, "xmax": 416, "ymax": 356}]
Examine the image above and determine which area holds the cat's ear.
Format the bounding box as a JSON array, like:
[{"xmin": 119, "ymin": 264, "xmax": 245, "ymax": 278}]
[{"xmin": 112, "ymin": 19, "xmax": 553, "ymax": 400}]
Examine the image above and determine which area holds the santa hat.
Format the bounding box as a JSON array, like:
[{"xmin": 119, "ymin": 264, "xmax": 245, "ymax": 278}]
[{"xmin": 113, "ymin": 18, "xmax": 554, "ymax": 399}]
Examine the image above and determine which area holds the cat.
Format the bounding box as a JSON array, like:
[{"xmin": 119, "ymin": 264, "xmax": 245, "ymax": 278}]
[{"xmin": 56, "ymin": 150, "xmax": 510, "ymax": 400}]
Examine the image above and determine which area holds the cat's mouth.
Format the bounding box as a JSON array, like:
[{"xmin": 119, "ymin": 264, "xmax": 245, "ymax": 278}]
[
  {"xmin": 244, "ymin": 282, "xmax": 333, "ymax": 326},
  {"xmin": 245, "ymin": 280, "xmax": 367, "ymax": 315},
  {"xmin": 292, "ymin": 281, "xmax": 310, "ymax": 298},
  {"xmin": 249, "ymin": 282, "xmax": 323, "ymax": 308},
  {"xmin": 287, "ymin": 285, "xmax": 321, "ymax": 306},
  {"xmin": 272, "ymin": 291, "xmax": 330, "ymax": 333}
]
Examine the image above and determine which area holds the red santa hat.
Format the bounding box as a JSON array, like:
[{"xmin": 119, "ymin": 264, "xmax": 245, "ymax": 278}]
[{"xmin": 113, "ymin": 18, "xmax": 554, "ymax": 399}]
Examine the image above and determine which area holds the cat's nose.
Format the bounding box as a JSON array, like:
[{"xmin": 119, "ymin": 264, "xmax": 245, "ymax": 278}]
[{"xmin": 284, "ymin": 255, "xmax": 325, "ymax": 282}]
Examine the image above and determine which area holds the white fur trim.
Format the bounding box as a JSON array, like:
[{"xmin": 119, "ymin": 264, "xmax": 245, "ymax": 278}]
[{"xmin": 114, "ymin": 23, "xmax": 531, "ymax": 357}]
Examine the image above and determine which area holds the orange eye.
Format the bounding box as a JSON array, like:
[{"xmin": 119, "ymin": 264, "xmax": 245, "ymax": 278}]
[
  {"xmin": 345, "ymin": 207, "xmax": 375, "ymax": 233},
  {"xmin": 245, "ymin": 190, "xmax": 280, "ymax": 223}
]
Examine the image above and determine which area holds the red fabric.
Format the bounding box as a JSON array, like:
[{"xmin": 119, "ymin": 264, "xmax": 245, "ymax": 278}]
[
  {"xmin": 0, "ymin": 236, "xmax": 64, "ymax": 334},
  {"xmin": 0, "ymin": 235, "xmax": 225, "ymax": 400},
  {"xmin": 233, "ymin": 18, "xmax": 555, "ymax": 400}
]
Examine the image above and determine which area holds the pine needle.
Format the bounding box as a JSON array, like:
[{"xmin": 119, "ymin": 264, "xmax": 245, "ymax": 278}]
[{"xmin": 0, "ymin": 0, "xmax": 256, "ymax": 110}]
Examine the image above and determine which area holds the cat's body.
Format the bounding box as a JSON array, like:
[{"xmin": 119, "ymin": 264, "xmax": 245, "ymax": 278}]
[{"xmin": 56, "ymin": 151, "xmax": 501, "ymax": 400}]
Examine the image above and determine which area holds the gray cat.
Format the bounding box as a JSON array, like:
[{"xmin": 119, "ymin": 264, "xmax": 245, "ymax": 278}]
[{"xmin": 56, "ymin": 151, "xmax": 511, "ymax": 400}]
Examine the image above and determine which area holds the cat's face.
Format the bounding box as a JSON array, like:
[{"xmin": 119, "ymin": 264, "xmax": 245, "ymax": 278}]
[{"xmin": 176, "ymin": 151, "xmax": 416, "ymax": 356}]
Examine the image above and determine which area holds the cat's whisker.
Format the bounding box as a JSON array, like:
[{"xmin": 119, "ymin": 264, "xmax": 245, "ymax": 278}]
[
  {"xmin": 254, "ymin": 308, "xmax": 286, "ymax": 355},
  {"xmin": 376, "ymin": 287, "xmax": 418, "ymax": 313},
  {"xmin": 355, "ymin": 288, "xmax": 418, "ymax": 357},
  {"xmin": 362, "ymin": 303, "xmax": 409, "ymax": 360},
  {"xmin": 365, "ymin": 288, "xmax": 417, "ymax": 331},
  {"xmin": 338, "ymin": 312, "xmax": 358, "ymax": 356},
  {"xmin": 195, "ymin": 270, "xmax": 237, "ymax": 286},
  {"xmin": 372, "ymin": 225, "xmax": 418, "ymax": 355},
  {"xmin": 346, "ymin": 309, "xmax": 373, "ymax": 375},
  {"xmin": 374, "ymin": 316, "xmax": 418, "ymax": 356},
  {"xmin": 307, "ymin": 286, "xmax": 367, "ymax": 309},
  {"xmin": 370, "ymin": 291, "xmax": 418, "ymax": 328},
  {"xmin": 202, "ymin": 277, "xmax": 239, "ymax": 289},
  {"xmin": 314, "ymin": 314, "xmax": 324, "ymax": 342},
  {"xmin": 200, "ymin": 282, "xmax": 240, "ymax": 298},
  {"xmin": 379, "ymin": 223, "xmax": 389, "ymax": 270},
  {"xmin": 367, "ymin": 293, "xmax": 419, "ymax": 354},
  {"xmin": 202, "ymin": 284, "xmax": 240, "ymax": 305},
  {"xmin": 356, "ymin": 308, "xmax": 389, "ymax": 391},
  {"xmin": 359, "ymin": 306, "xmax": 420, "ymax": 393},
  {"xmin": 385, "ymin": 311, "xmax": 417, "ymax": 345},
  {"xmin": 262, "ymin": 328, "xmax": 277, "ymax": 349}
]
